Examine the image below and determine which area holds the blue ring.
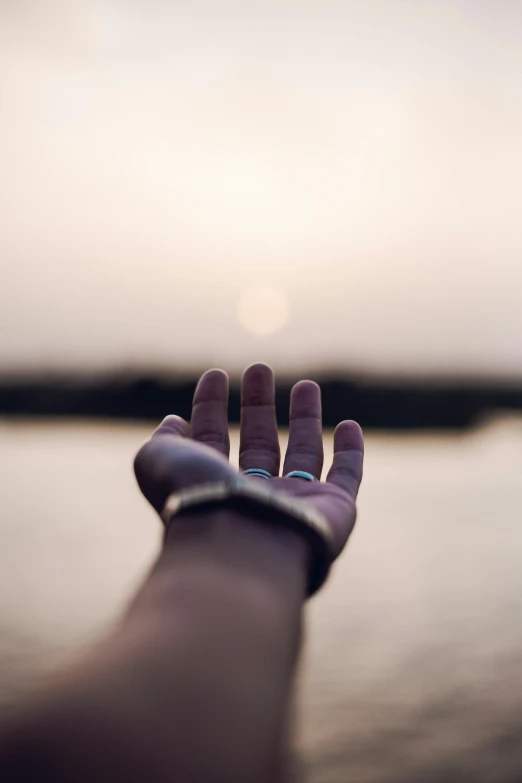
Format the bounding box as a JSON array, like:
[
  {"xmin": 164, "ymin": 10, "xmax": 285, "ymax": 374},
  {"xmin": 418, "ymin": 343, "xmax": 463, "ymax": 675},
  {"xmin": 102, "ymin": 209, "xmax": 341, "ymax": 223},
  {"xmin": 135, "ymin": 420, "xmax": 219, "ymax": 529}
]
[
  {"xmin": 284, "ymin": 470, "xmax": 317, "ymax": 482},
  {"xmin": 243, "ymin": 468, "xmax": 272, "ymax": 480}
]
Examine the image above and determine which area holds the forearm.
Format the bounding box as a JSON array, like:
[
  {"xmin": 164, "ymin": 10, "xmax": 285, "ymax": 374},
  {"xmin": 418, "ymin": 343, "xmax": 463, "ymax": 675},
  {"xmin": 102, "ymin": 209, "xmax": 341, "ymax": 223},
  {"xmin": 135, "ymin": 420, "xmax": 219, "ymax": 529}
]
[
  {"xmin": 0, "ymin": 509, "xmax": 308, "ymax": 783},
  {"xmin": 122, "ymin": 508, "xmax": 308, "ymax": 779}
]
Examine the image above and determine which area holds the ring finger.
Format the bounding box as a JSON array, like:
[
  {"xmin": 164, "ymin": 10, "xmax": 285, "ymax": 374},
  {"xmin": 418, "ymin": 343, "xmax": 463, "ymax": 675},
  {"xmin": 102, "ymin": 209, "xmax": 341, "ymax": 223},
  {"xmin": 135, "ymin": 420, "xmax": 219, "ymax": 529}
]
[{"xmin": 282, "ymin": 380, "xmax": 324, "ymax": 480}]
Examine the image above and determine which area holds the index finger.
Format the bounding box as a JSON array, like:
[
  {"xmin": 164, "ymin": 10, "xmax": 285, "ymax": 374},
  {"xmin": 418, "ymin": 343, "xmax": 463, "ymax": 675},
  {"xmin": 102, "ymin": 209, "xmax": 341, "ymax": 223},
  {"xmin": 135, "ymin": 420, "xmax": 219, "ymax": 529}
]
[{"xmin": 191, "ymin": 368, "xmax": 230, "ymax": 457}]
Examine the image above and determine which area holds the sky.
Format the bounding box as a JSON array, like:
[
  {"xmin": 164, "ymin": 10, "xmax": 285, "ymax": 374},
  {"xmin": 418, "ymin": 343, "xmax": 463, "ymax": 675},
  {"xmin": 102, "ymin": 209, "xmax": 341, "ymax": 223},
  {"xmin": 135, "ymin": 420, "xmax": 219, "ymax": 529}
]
[{"xmin": 1, "ymin": 0, "xmax": 522, "ymax": 379}]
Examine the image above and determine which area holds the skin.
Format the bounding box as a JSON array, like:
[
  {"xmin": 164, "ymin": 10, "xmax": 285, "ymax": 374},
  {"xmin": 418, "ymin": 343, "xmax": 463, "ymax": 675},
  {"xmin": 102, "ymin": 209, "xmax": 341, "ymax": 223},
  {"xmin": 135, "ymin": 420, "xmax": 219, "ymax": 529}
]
[{"xmin": 0, "ymin": 363, "xmax": 364, "ymax": 783}]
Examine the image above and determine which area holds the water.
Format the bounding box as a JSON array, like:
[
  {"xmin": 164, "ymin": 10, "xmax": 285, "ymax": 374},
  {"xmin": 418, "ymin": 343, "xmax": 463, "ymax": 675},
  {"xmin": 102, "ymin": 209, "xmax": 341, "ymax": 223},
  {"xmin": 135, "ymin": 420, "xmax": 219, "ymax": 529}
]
[{"xmin": 1, "ymin": 418, "xmax": 522, "ymax": 781}]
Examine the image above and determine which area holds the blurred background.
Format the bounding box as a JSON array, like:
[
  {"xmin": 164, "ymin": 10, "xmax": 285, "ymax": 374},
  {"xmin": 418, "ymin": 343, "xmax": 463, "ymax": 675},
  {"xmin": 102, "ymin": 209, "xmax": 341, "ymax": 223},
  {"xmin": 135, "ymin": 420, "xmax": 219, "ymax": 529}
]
[{"xmin": 1, "ymin": 1, "xmax": 522, "ymax": 780}]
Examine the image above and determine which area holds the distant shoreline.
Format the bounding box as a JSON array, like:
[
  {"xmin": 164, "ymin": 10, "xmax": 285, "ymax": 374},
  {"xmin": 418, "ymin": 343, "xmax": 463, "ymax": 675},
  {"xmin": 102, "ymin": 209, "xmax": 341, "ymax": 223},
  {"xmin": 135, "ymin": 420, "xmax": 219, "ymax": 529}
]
[{"xmin": 1, "ymin": 374, "xmax": 521, "ymax": 429}]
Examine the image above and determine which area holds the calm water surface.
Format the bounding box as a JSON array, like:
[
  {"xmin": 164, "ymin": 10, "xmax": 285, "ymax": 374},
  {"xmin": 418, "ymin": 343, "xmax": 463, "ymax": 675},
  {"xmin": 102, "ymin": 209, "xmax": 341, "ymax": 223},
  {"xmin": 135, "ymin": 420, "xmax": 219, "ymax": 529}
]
[{"xmin": 1, "ymin": 418, "xmax": 522, "ymax": 782}]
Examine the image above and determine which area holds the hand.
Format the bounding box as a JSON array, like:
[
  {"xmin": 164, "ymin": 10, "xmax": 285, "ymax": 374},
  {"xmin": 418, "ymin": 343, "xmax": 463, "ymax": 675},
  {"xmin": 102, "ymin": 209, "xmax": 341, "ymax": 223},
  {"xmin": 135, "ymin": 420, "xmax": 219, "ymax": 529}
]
[{"xmin": 134, "ymin": 363, "xmax": 364, "ymax": 559}]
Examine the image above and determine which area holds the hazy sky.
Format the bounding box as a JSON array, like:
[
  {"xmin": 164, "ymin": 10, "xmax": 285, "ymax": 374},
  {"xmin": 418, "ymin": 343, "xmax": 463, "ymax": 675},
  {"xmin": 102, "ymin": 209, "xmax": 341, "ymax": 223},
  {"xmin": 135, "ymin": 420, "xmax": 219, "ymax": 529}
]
[{"xmin": 1, "ymin": 0, "xmax": 522, "ymax": 378}]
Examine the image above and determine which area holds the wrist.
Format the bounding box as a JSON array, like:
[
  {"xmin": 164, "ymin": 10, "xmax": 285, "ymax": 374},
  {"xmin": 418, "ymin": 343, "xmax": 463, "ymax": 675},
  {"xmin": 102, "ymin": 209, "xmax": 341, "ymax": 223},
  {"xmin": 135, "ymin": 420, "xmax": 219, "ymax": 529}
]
[
  {"xmin": 164, "ymin": 506, "xmax": 308, "ymax": 592},
  {"xmin": 131, "ymin": 507, "xmax": 308, "ymax": 623},
  {"xmin": 159, "ymin": 479, "xmax": 333, "ymax": 596}
]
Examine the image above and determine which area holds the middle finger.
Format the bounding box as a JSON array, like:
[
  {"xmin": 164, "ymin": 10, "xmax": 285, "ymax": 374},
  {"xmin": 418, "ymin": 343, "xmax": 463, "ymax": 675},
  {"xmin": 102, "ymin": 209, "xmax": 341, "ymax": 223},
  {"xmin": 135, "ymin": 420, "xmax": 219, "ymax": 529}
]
[{"xmin": 239, "ymin": 363, "xmax": 281, "ymax": 477}]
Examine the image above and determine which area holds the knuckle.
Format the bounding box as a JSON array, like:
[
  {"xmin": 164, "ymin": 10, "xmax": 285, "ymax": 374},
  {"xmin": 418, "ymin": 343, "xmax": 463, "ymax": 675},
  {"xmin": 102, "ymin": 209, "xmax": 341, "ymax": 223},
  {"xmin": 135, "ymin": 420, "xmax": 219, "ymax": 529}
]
[
  {"xmin": 196, "ymin": 429, "xmax": 229, "ymax": 445},
  {"xmin": 286, "ymin": 443, "xmax": 323, "ymax": 457},
  {"xmin": 240, "ymin": 436, "xmax": 280, "ymax": 455},
  {"xmin": 194, "ymin": 418, "xmax": 229, "ymax": 445},
  {"xmin": 291, "ymin": 408, "xmax": 321, "ymax": 420},
  {"xmin": 242, "ymin": 393, "xmax": 272, "ymax": 407}
]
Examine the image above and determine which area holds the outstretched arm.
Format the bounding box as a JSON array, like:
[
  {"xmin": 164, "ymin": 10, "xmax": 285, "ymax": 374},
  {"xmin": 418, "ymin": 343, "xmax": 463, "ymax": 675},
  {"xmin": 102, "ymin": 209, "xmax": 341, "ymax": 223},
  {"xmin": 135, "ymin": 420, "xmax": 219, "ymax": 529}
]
[{"xmin": 0, "ymin": 364, "xmax": 363, "ymax": 783}]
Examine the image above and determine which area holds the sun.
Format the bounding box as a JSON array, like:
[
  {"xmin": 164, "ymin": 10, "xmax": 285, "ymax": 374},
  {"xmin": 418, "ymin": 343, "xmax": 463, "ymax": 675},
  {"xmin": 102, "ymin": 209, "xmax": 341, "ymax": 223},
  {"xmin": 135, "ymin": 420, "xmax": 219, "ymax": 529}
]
[{"xmin": 236, "ymin": 286, "xmax": 289, "ymax": 336}]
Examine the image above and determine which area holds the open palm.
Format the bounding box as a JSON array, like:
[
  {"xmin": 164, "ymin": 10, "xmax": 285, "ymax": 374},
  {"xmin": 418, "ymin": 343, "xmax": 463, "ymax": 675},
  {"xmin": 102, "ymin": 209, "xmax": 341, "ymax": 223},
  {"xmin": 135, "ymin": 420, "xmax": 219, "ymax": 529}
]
[{"xmin": 135, "ymin": 363, "xmax": 364, "ymax": 560}]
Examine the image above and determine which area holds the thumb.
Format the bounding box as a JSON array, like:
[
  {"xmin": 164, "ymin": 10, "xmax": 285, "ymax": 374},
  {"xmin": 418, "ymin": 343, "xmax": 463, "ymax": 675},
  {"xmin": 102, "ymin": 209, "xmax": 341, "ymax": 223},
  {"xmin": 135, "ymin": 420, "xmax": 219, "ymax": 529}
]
[{"xmin": 134, "ymin": 427, "xmax": 236, "ymax": 513}]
